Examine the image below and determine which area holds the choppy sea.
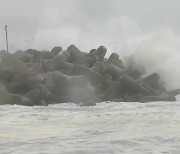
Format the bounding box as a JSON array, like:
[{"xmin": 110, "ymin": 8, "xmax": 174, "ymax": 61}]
[{"xmin": 1, "ymin": 101, "xmax": 180, "ymax": 154}]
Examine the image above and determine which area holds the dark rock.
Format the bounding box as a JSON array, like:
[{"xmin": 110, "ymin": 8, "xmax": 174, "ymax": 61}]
[
  {"xmin": 53, "ymin": 50, "xmax": 71, "ymax": 68},
  {"xmin": 0, "ymin": 45, "xmax": 178, "ymax": 106},
  {"xmin": 144, "ymin": 73, "xmax": 166, "ymax": 91},
  {"xmin": 125, "ymin": 93, "xmax": 145, "ymax": 102},
  {"xmin": 72, "ymin": 64, "xmax": 103, "ymax": 84},
  {"xmin": 169, "ymin": 89, "xmax": 180, "ymax": 96},
  {"xmin": 125, "ymin": 68, "xmax": 142, "ymax": 80},
  {"xmin": 27, "ymin": 49, "xmax": 42, "ymax": 63},
  {"xmin": 51, "ymin": 46, "xmax": 62, "ymax": 58},
  {"xmin": 12, "ymin": 50, "xmax": 32, "ymax": 63},
  {"xmin": 90, "ymin": 62, "xmax": 103, "ymax": 73},
  {"xmin": 42, "ymin": 51, "xmax": 52, "ymax": 59},
  {"xmin": 41, "ymin": 59, "xmax": 56, "ymax": 72},
  {"xmin": 67, "ymin": 45, "xmax": 83, "ymax": 64},
  {"xmin": 119, "ymin": 74, "xmax": 151, "ymax": 95},
  {"xmin": 103, "ymin": 63, "xmax": 123, "ymax": 80},
  {"xmin": 108, "ymin": 53, "xmax": 124, "ymax": 69},
  {"xmin": 95, "ymin": 46, "xmax": 107, "ymax": 62}
]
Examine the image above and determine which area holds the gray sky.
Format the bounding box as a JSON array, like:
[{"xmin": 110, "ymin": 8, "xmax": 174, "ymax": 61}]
[{"xmin": 0, "ymin": 0, "xmax": 180, "ymax": 52}]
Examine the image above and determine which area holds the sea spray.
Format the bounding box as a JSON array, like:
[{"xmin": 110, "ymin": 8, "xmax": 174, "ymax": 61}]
[{"xmin": 123, "ymin": 28, "xmax": 180, "ymax": 90}]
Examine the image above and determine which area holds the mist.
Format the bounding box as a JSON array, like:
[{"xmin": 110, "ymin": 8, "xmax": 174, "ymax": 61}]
[{"xmin": 1, "ymin": 0, "xmax": 180, "ymax": 90}]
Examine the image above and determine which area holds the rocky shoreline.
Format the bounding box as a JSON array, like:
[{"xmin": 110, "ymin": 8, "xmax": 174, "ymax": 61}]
[{"xmin": 0, "ymin": 45, "xmax": 179, "ymax": 106}]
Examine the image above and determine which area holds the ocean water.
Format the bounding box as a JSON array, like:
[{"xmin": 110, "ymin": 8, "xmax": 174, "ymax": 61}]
[{"xmin": 0, "ymin": 101, "xmax": 180, "ymax": 154}]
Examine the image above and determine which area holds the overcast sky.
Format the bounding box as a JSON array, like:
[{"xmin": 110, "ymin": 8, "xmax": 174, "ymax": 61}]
[{"xmin": 0, "ymin": 0, "xmax": 180, "ymax": 52}]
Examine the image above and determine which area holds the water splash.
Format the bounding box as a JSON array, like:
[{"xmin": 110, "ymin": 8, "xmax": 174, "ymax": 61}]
[{"xmin": 123, "ymin": 28, "xmax": 180, "ymax": 90}]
